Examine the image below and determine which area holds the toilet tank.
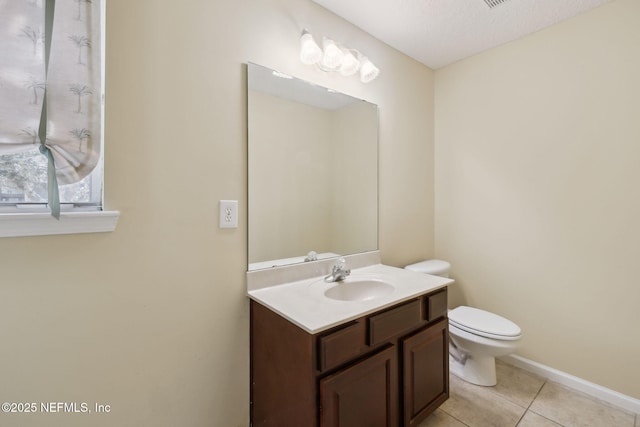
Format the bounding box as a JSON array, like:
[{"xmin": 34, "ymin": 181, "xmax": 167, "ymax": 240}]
[{"xmin": 405, "ymin": 260, "xmax": 451, "ymax": 278}]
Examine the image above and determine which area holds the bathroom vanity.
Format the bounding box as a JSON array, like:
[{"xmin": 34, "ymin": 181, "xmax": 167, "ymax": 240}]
[
  {"xmin": 248, "ymin": 260, "xmax": 452, "ymax": 427},
  {"xmin": 246, "ymin": 64, "xmax": 451, "ymax": 426}
]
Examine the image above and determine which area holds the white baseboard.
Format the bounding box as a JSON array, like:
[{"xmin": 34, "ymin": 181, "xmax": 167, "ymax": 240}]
[{"xmin": 500, "ymin": 354, "xmax": 640, "ymax": 414}]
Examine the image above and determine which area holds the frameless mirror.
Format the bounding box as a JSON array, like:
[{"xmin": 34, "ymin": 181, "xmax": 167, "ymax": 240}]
[{"xmin": 247, "ymin": 63, "xmax": 378, "ymax": 271}]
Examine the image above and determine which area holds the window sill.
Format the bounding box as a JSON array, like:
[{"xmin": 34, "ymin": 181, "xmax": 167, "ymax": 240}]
[{"xmin": 0, "ymin": 210, "xmax": 120, "ymax": 238}]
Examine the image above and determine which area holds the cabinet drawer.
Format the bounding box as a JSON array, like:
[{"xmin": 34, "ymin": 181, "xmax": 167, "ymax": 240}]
[
  {"xmin": 369, "ymin": 299, "xmax": 423, "ymax": 346},
  {"xmin": 426, "ymin": 289, "xmax": 448, "ymax": 321},
  {"xmin": 318, "ymin": 321, "xmax": 366, "ymax": 371}
]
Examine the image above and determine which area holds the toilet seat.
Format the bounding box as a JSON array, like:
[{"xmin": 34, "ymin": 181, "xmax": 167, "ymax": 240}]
[{"xmin": 449, "ymin": 306, "xmax": 521, "ymax": 341}]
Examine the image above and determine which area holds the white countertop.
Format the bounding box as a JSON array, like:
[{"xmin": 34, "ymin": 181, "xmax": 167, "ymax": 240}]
[{"xmin": 248, "ymin": 263, "xmax": 453, "ymax": 334}]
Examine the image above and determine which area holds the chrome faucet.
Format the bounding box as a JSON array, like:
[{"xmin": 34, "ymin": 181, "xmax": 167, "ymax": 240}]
[{"xmin": 324, "ymin": 257, "xmax": 351, "ymax": 283}]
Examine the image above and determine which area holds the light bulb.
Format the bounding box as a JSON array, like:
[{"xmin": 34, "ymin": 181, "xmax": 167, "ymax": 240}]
[
  {"xmin": 359, "ymin": 56, "xmax": 380, "ymax": 83},
  {"xmin": 339, "ymin": 49, "xmax": 360, "ymax": 76},
  {"xmin": 299, "ymin": 30, "xmax": 322, "ymax": 65},
  {"xmin": 321, "ymin": 38, "xmax": 343, "ymax": 70}
]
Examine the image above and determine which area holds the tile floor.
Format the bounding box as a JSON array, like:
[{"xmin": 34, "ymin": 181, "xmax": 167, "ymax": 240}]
[{"xmin": 418, "ymin": 360, "xmax": 638, "ymax": 427}]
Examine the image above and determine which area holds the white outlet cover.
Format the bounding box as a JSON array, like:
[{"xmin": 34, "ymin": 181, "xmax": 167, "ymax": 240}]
[{"xmin": 219, "ymin": 200, "xmax": 238, "ymax": 229}]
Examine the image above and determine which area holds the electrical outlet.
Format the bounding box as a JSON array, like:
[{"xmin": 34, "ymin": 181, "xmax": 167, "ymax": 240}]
[{"xmin": 219, "ymin": 200, "xmax": 238, "ymax": 229}]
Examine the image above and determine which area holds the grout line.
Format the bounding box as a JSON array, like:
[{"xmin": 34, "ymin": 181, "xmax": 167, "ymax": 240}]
[
  {"xmin": 514, "ymin": 379, "xmax": 548, "ymax": 426},
  {"xmin": 438, "ymin": 406, "xmax": 472, "ymax": 427},
  {"xmin": 528, "ymin": 379, "xmax": 548, "ymax": 410},
  {"xmin": 455, "ymin": 414, "xmax": 472, "ymax": 427},
  {"xmin": 514, "ymin": 412, "xmax": 526, "ymax": 426}
]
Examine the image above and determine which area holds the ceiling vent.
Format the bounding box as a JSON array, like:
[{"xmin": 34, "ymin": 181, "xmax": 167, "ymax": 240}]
[{"xmin": 483, "ymin": 0, "xmax": 509, "ymax": 8}]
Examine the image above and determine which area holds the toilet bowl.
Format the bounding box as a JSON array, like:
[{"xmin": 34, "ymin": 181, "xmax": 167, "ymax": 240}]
[{"xmin": 405, "ymin": 260, "xmax": 522, "ymax": 387}]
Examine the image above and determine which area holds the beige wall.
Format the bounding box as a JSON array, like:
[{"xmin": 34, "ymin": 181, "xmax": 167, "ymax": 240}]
[
  {"xmin": 248, "ymin": 90, "xmax": 334, "ymax": 263},
  {"xmin": 331, "ymin": 101, "xmax": 378, "ymax": 255},
  {"xmin": 0, "ymin": 1, "xmax": 435, "ymax": 426},
  {"xmin": 435, "ymin": 0, "xmax": 640, "ymax": 399},
  {"xmin": 248, "ymin": 92, "xmax": 378, "ymax": 264}
]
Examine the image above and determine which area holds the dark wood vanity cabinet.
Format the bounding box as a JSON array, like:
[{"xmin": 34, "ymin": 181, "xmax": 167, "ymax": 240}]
[
  {"xmin": 402, "ymin": 318, "xmax": 449, "ymax": 426},
  {"xmin": 250, "ymin": 288, "xmax": 448, "ymax": 427},
  {"xmin": 320, "ymin": 345, "xmax": 398, "ymax": 427}
]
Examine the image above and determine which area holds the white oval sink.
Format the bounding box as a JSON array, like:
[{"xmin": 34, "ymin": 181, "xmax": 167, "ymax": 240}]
[{"xmin": 324, "ymin": 279, "xmax": 394, "ymax": 302}]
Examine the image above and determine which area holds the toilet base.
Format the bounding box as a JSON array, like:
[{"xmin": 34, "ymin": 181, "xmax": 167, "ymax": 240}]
[{"xmin": 449, "ymin": 353, "xmax": 497, "ymax": 387}]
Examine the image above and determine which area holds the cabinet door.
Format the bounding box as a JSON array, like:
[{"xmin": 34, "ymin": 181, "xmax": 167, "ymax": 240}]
[
  {"xmin": 402, "ymin": 319, "xmax": 449, "ymax": 426},
  {"xmin": 320, "ymin": 346, "xmax": 398, "ymax": 427}
]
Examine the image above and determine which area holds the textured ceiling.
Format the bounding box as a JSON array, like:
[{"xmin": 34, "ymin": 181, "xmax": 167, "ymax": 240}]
[{"xmin": 311, "ymin": 0, "xmax": 614, "ymax": 69}]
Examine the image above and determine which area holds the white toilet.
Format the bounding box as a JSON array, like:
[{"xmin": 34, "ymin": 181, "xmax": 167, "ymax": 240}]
[{"xmin": 405, "ymin": 260, "xmax": 522, "ymax": 387}]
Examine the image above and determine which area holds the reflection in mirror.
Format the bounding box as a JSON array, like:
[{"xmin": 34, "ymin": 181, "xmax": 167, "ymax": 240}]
[{"xmin": 247, "ymin": 63, "xmax": 378, "ymax": 271}]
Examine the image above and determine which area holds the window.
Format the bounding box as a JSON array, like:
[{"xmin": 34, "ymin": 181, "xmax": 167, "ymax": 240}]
[
  {"xmin": 0, "ymin": 148, "xmax": 103, "ymax": 209},
  {"xmin": 0, "ymin": 0, "xmax": 104, "ymax": 215},
  {"xmin": 0, "ymin": 0, "xmax": 118, "ymax": 237}
]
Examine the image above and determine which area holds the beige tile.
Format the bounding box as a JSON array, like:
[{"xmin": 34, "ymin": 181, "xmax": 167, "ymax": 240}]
[
  {"xmin": 417, "ymin": 409, "xmax": 467, "ymax": 427},
  {"xmin": 517, "ymin": 411, "xmax": 562, "ymax": 427},
  {"xmin": 491, "ymin": 360, "xmax": 546, "ymax": 408},
  {"xmin": 529, "ymin": 381, "xmax": 635, "ymax": 427},
  {"xmin": 440, "ymin": 374, "xmax": 525, "ymax": 427}
]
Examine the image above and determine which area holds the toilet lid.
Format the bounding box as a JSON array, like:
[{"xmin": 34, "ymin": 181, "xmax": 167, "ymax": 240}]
[{"xmin": 449, "ymin": 306, "xmax": 521, "ymax": 340}]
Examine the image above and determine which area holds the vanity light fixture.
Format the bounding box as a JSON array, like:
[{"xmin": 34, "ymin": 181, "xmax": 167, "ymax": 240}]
[
  {"xmin": 299, "ymin": 30, "xmax": 380, "ymax": 83},
  {"xmin": 300, "ymin": 30, "xmax": 322, "ymax": 65}
]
